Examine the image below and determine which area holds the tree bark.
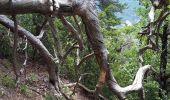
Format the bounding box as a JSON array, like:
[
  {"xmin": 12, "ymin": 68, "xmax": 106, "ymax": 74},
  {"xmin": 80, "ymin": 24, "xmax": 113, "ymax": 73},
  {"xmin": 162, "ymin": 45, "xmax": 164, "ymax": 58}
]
[
  {"xmin": 0, "ymin": 0, "xmax": 55, "ymax": 14},
  {"xmin": 0, "ymin": 15, "xmax": 58, "ymax": 88},
  {"xmin": 49, "ymin": 17, "xmax": 63, "ymax": 60},
  {"xmin": 12, "ymin": 15, "xmax": 19, "ymax": 83},
  {"xmin": 58, "ymin": 15, "xmax": 83, "ymax": 50},
  {"xmin": 0, "ymin": 0, "xmax": 152, "ymax": 99},
  {"xmin": 158, "ymin": 23, "xmax": 169, "ymax": 98}
]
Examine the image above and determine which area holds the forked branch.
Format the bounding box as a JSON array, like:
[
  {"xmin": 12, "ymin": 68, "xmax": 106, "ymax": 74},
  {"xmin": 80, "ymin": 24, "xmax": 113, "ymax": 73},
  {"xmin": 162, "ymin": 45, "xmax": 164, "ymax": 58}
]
[{"xmin": 107, "ymin": 65, "xmax": 151, "ymax": 100}]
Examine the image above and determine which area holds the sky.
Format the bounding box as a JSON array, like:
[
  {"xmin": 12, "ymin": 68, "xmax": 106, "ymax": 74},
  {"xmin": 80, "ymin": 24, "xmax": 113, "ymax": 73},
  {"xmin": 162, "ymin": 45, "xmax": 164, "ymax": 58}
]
[{"xmin": 116, "ymin": 0, "xmax": 140, "ymax": 24}]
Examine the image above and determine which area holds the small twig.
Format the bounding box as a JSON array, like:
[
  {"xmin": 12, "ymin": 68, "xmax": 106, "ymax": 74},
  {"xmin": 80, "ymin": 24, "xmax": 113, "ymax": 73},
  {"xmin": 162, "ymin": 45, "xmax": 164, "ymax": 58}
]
[
  {"xmin": 72, "ymin": 52, "xmax": 94, "ymax": 95},
  {"xmin": 72, "ymin": 73, "xmax": 93, "ymax": 95},
  {"xmin": 23, "ymin": 36, "xmax": 28, "ymax": 78},
  {"xmin": 23, "ymin": 38, "xmax": 27, "ymax": 50},
  {"xmin": 28, "ymin": 86, "xmax": 45, "ymax": 97},
  {"xmin": 36, "ymin": 18, "xmax": 48, "ymax": 39},
  {"xmin": 78, "ymin": 83, "xmax": 107, "ymax": 100},
  {"xmin": 73, "ymin": 16, "xmax": 83, "ymax": 47},
  {"xmin": 77, "ymin": 52, "xmax": 94, "ymax": 69},
  {"xmin": 61, "ymin": 42, "xmax": 79, "ymax": 65},
  {"xmin": 36, "ymin": 29, "xmax": 45, "ymax": 39}
]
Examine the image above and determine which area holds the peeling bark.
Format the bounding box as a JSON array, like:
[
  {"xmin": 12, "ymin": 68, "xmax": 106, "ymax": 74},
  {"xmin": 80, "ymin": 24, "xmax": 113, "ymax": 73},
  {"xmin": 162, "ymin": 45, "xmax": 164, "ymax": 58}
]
[
  {"xmin": 74, "ymin": 0, "xmax": 108, "ymax": 97},
  {"xmin": 0, "ymin": 0, "xmax": 153, "ymax": 99}
]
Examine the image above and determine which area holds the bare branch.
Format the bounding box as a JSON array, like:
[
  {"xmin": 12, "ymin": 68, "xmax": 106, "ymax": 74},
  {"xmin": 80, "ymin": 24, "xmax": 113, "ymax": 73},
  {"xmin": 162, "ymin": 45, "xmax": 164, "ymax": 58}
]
[
  {"xmin": 0, "ymin": 15, "xmax": 59, "ymax": 95},
  {"xmin": 73, "ymin": 16, "xmax": 82, "ymax": 33},
  {"xmin": 36, "ymin": 18, "xmax": 48, "ymax": 39},
  {"xmin": 61, "ymin": 42, "xmax": 79, "ymax": 65},
  {"xmin": 139, "ymin": 44, "xmax": 153, "ymax": 67},
  {"xmin": 72, "ymin": 52, "xmax": 94, "ymax": 96},
  {"xmin": 58, "ymin": 15, "xmax": 83, "ymax": 50},
  {"xmin": 22, "ymin": 36, "xmax": 28, "ymax": 79},
  {"xmin": 156, "ymin": 11, "xmax": 170, "ymax": 33},
  {"xmin": 23, "ymin": 36, "xmax": 28, "ymax": 51},
  {"xmin": 77, "ymin": 52, "xmax": 94, "ymax": 69},
  {"xmin": 36, "ymin": 30, "xmax": 45, "ymax": 39},
  {"xmin": 48, "ymin": 17, "xmax": 63, "ymax": 60},
  {"xmin": 107, "ymin": 65, "xmax": 151, "ymax": 99}
]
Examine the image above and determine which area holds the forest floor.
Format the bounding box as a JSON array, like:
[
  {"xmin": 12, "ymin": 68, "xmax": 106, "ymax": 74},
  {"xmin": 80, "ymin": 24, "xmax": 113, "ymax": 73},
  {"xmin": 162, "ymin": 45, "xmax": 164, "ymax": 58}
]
[{"xmin": 0, "ymin": 58, "xmax": 92, "ymax": 100}]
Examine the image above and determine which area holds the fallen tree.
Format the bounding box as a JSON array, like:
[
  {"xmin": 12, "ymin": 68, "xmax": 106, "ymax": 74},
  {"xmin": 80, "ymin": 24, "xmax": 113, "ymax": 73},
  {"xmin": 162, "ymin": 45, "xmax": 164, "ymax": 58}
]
[{"xmin": 0, "ymin": 0, "xmax": 154, "ymax": 99}]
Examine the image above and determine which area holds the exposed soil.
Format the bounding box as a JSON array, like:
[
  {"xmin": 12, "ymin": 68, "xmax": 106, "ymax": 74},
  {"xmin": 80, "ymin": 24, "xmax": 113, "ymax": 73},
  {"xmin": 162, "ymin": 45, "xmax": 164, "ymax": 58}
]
[{"xmin": 0, "ymin": 59, "xmax": 91, "ymax": 100}]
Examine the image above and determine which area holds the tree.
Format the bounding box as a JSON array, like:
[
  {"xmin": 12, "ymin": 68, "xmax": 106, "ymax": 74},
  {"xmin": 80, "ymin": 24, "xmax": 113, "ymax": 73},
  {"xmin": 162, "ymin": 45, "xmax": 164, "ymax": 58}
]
[
  {"xmin": 0, "ymin": 0, "xmax": 153, "ymax": 99},
  {"xmin": 138, "ymin": 0, "xmax": 170, "ymax": 99}
]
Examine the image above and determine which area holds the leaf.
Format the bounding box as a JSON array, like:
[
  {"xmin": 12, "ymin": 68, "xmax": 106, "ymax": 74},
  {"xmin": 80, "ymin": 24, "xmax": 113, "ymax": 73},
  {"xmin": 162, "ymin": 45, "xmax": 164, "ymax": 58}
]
[{"xmin": 168, "ymin": 5, "xmax": 170, "ymax": 9}]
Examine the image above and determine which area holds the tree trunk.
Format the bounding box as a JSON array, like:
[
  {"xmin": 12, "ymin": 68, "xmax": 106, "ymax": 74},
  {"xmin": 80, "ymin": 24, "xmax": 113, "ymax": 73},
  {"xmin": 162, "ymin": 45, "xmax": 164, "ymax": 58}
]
[
  {"xmin": 76, "ymin": 0, "xmax": 108, "ymax": 97},
  {"xmin": 0, "ymin": 0, "xmax": 151, "ymax": 99},
  {"xmin": 159, "ymin": 23, "xmax": 169, "ymax": 98},
  {"xmin": 0, "ymin": 15, "xmax": 58, "ymax": 89},
  {"xmin": 12, "ymin": 15, "xmax": 20, "ymax": 83}
]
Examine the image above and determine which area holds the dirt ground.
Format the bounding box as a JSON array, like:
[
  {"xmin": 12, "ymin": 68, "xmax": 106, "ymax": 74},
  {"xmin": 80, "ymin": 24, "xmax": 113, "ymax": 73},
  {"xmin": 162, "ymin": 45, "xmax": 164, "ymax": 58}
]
[{"xmin": 0, "ymin": 59, "xmax": 91, "ymax": 100}]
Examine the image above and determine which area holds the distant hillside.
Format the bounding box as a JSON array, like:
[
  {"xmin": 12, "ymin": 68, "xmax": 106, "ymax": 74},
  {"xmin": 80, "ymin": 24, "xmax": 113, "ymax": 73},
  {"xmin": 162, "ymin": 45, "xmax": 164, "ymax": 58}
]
[{"xmin": 116, "ymin": 0, "xmax": 140, "ymax": 24}]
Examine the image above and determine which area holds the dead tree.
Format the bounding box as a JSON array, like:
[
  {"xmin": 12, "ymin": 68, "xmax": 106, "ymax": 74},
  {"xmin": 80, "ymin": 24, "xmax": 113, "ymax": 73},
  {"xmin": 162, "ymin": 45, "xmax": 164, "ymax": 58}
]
[
  {"xmin": 0, "ymin": 0, "xmax": 152, "ymax": 99},
  {"xmin": 139, "ymin": 0, "xmax": 170, "ymax": 99}
]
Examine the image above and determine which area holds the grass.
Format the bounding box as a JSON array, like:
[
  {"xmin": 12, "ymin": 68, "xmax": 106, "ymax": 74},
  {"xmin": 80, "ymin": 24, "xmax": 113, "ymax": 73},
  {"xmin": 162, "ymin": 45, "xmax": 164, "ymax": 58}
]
[
  {"xmin": 20, "ymin": 84, "xmax": 32, "ymax": 97},
  {"xmin": 27, "ymin": 73, "xmax": 38, "ymax": 84},
  {"xmin": 0, "ymin": 75, "xmax": 15, "ymax": 88},
  {"xmin": 44, "ymin": 94, "xmax": 53, "ymax": 100}
]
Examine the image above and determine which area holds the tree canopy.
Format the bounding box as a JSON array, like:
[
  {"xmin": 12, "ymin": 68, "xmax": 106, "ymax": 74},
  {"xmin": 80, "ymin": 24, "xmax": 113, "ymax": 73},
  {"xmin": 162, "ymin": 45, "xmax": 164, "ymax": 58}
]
[{"xmin": 0, "ymin": 0, "xmax": 169, "ymax": 99}]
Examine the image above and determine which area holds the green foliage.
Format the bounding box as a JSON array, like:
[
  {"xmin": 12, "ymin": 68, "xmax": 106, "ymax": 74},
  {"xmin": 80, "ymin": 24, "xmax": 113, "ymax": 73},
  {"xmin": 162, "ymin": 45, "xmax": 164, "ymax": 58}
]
[
  {"xmin": 27, "ymin": 73, "xmax": 38, "ymax": 85},
  {"xmin": 61, "ymin": 54, "xmax": 76, "ymax": 81},
  {"xmin": 98, "ymin": 3, "xmax": 125, "ymax": 29},
  {"xmin": 0, "ymin": 75, "xmax": 15, "ymax": 88},
  {"xmin": 0, "ymin": 28, "xmax": 12, "ymax": 58},
  {"xmin": 44, "ymin": 94, "xmax": 53, "ymax": 100},
  {"xmin": 0, "ymin": 0, "xmax": 168, "ymax": 99},
  {"xmin": 144, "ymin": 80, "xmax": 161, "ymax": 100},
  {"xmin": 17, "ymin": 14, "xmax": 34, "ymax": 32},
  {"xmin": 20, "ymin": 85, "xmax": 32, "ymax": 97},
  {"xmin": 134, "ymin": 0, "xmax": 170, "ymax": 99},
  {"xmin": 137, "ymin": 0, "xmax": 151, "ymax": 8},
  {"xmin": 1, "ymin": 59, "xmax": 12, "ymax": 69},
  {"xmin": 81, "ymin": 57, "xmax": 99, "ymax": 89}
]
